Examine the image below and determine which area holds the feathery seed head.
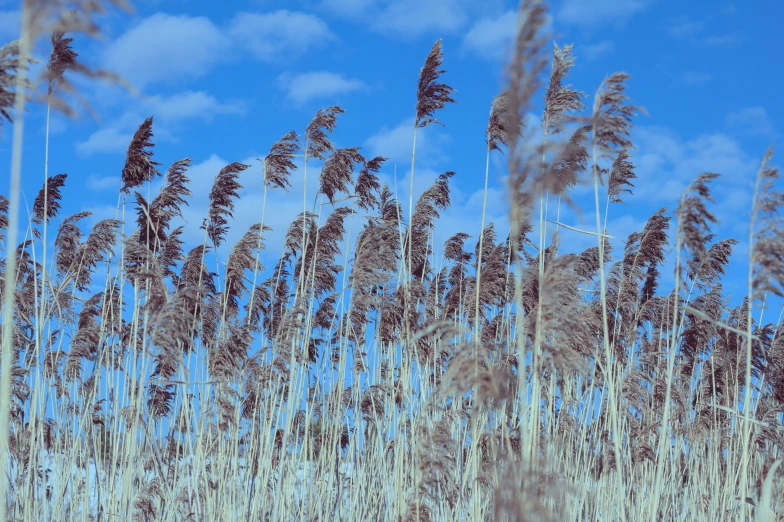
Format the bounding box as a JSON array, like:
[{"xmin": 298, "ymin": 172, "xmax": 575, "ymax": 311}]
[{"xmin": 416, "ymin": 39, "xmax": 456, "ymax": 128}]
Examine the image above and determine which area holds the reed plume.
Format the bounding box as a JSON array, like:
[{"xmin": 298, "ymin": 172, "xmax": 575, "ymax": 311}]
[
  {"xmin": 489, "ymin": 92, "xmax": 515, "ymax": 150},
  {"xmin": 408, "ymin": 39, "xmax": 455, "ymax": 290},
  {"xmin": 53, "ymin": 210, "xmax": 92, "ymax": 278},
  {"xmin": 676, "ymin": 172, "xmax": 720, "ymax": 275},
  {"xmin": 72, "ymin": 218, "xmax": 122, "ymax": 291},
  {"xmin": 354, "ymin": 156, "xmax": 386, "ymax": 211},
  {"xmin": 306, "ymin": 106, "xmax": 344, "ymax": 160},
  {"xmin": 0, "ymin": 1, "xmax": 780, "ymax": 520},
  {"xmin": 224, "ymin": 223, "xmax": 269, "ymax": 319},
  {"xmin": 46, "ymin": 33, "xmax": 77, "ymax": 93},
  {"xmin": 687, "ymin": 237, "xmax": 737, "ymax": 290},
  {"xmin": 298, "ymin": 106, "xmax": 345, "ymax": 301},
  {"xmin": 586, "ymin": 45, "xmax": 645, "ymax": 522},
  {"xmin": 264, "ymin": 131, "xmax": 299, "ymax": 190},
  {"xmin": 0, "ymin": 42, "xmax": 25, "ymax": 126},
  {"xmin": 319, "ymin": 147, "xmax": 365, "ymax": 204},
  {"xmin": 405, "ymin": 171, "xmax": 455, "ymax": 279},
  {"xmin": 749, "ymin": 147, "xmax": 784, "ymax": 301},
  {"xmin": 137, "ymin": 158, "xmax": 192, "ymax": 251},
  {"xmin": 545, "ymin": 124, "xmax": 590, "ymax": 199},
  {"xmin": 739, "ymin": 146, "xmax": 784, "ymax": 507},
  {"xmin": 206, "ymin": 161, "xmax": 250, "ymax": 248},
  {"xmin": 0, "ymin": 196, "xmax": 8, "ymax": 241},
  {"xmin": 32, "ymin": 173, "xmax": 66, "ymax": 225},
  {"xmin": 607, "ymin": 149, "xmax": 636, "ymax": 205},
  {"xmin": 416, "ymin": 40, "xmax": 456, "ymax": 129},
  {"xmin": 592, "ymin": 73, "xmax": 645, "ymax": 164},
  {"xmin": 543, "ymin": 43, "xmax": 584, "ymax": 136},
  {"xmin": 180, "ymin": 245, "xmax": 216, "ymax": 294},
  {"xmin": 121, "ymin": 116, "xmax": 161, "ymax": 194},
  {"xmin": 474, "ymin": 93, "xmax": 513, "ymax": 343}
]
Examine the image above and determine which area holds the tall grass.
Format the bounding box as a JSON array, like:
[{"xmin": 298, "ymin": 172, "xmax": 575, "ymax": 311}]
[{"xmin": 1, "ymin": 0, "xmax": 783, "ymax": 521}]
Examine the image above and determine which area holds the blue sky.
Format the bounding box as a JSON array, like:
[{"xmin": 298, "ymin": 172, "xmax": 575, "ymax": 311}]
[{"xmin": 2, "ymin": 0, "xmax": 782, "ymax": 312}]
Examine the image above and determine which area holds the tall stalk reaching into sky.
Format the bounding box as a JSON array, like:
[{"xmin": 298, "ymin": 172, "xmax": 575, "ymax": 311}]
[{"xmin": 410, "ymin": 39, "xmax": 455, "ymax": 286}]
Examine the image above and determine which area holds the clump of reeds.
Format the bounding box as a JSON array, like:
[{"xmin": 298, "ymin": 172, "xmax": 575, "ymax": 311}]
[{"xmin": 1, "ymin": 0, "xmax": 783, "ymax": 521}]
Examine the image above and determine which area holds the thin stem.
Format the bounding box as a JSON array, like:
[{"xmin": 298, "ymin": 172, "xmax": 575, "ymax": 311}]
[{"xmin": 0, "ymin": 5, "xmax": 31, "ymax": 519}]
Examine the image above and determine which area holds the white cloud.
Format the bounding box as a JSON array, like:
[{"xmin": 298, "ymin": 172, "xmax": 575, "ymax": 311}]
[
  {"xmin": 173, "ymin": 153, "xmax": 232, "ymax": 198},
  {"xmin": 631, "ymin": 126, "xmax": 758, "ymax": 209},
  {"xmin": 666, "ymin": 18, "xmax": 741, "ymax": 47},
  {"xmin": 86, "ymin": 175, "xmax": 121, "ymax": 191},
  {"xmin": 580, "ymin": 40, "xmax": 614, "ymax": 61},
  {"xmin": 76, "ymin": 127, "xmax": 133, "ymax": 156},
  {"xmin": 703, "ymin": 33, "xmax": 740, "ymax": 46},
  {"xmin": 278, "ymin": 71, "xmax": 366, "ymax": 106},
  {"xmin": 142, "ymin": 91, "xmax": 245, "ymax": 121},
  {"xmin": 557, "ymin": 0, "xmax": 651, "ymax": 28},
  {"xmin": 462, "ymin": 10, "xmax": 518, "ymax": 61},
  {"xmin": 38, "ymin": 115, "xmax": 68, "ymax": 137},
  {"xmin": 81, "ymin": 203, "xmax": 121, "ymax": 229},
  {"xmin": 170, "ymin": 153, "xmax": 330, "ymax": 253},
  {"xmin": 102, "ymin": 13, "xmax": 230, "ymax": 89},
  {"xmin": 370, "ymin": 0, "xmax": 472, "ymax": 37},
  {"xmin": 322, "ymin": 0, "xmax": 497, "ymax": 38},
  {"xmin": 101, "ymin": 10, "xmax": 334, "ymax": 89},
  {"xmin": 229, "ymin": 10, "xmax": 334, "ymax": 61},
  {"xmin": 177, "ymin": 124, "xmax": 458, "ymax": 262},
  {"xmin": 320, "ymin": 0, "xmax": 374, "ymax": 17},
  {"xmin": 669, "ymin": 20, "xmax": 704, "ymax": 39},
  {"xmin": 75, "ymin": 91, "xmax": 244, "ymax": 156},
  {"xmin": 364, "ymin": 118, "xmax": 450, "ymax": 168},
  {"xmin": 556, "ymin": 211, "xmax": 646, "ymax": 260},
  {"xmin": 669, "ymin": 15, "xmax": 741, "ymax": 47},
  {"xmin": 726, "ymin": 106, "xmax": 775, "ymax": 137}
]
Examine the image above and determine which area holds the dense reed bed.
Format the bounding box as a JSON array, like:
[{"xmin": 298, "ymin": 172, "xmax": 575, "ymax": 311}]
[{"xmin": 0, "ymin": 0, "xmax": 783, "ymax": 520}]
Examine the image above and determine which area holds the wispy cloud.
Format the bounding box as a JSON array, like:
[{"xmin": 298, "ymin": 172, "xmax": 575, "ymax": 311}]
[
  {"xmin": 142, "ymin": 91, "xmax": 246, "ymax": 121},
  {"xmin": 667, "ymin": 17, "xmax": 741, "ymax": 47},
  {"xmin": 557, "ymin": 0, "xmax": 651, "ymax": 28},
  {"xmin": 75, "ymin": 90, "xmax": 244, "ymax": 156},
  {"xmin": 367, "ymin": 0, "xmax": 474, "ymax": 37},
  {"xmin": 669, "ymin": 20, "xmax": 704, "ymax": 39},
  {"xmin": 364, "ymin": 117, "xmax": 450, "ymax": 168},
  {"xmin": 320, "ymin": 0, "xmax": 375, "ymax": 18},
  {"xmin": 632, "ymin": 126, "xmax": 757, "ymax": 209},
  {"xmin": 229, "ymin": 10, "xmax": 334, "ymax": 61},
  {"xmin": 76, "ymin": 127, "xmax": 133, "ymax": 157},
  {"xmin": 169, "ymin": 153, "xmax": 325, "ymax": 252},
  {"xmin": 462, "ymin": 10, "xmax": 517, "ymax": 61},
  {"xmin": 703, "ymin": 33, "xmax": 740, "ymax": 46},
  {"xmin": 278, "ymin": 71, "xmax": 366, "ymax": 106},
  {"xmin": 101, "ymin": 10, "xmax": 334, "ymax": 89},
  {"xmin": 726, "ymin": 106, "xmax": 775, "ymax": 137},
  {"xmin": 101, "ymin": 13, "xmax": 231, "ymax": 89},
  {"xmin": 86, "ymin": 175, "xmax": 121, "ymax": 192},
  {"xmin": 321, "ymin": 0, "xmax": 491, "ymax": 38},
  {"xmin": 580, "ymin": 40, "xmax": 614, "ymax": 61}
]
